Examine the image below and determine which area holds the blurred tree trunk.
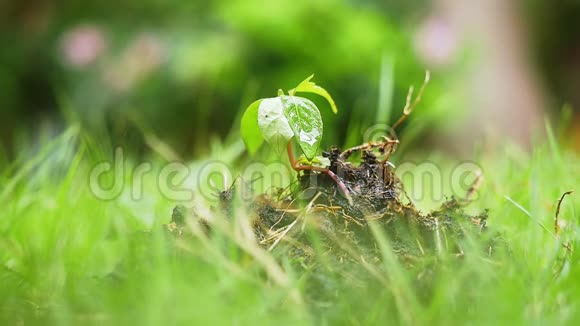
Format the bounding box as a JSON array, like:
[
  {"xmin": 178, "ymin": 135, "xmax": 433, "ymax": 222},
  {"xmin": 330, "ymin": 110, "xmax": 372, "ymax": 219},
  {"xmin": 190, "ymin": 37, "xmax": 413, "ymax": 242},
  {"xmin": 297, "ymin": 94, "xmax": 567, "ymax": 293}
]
[{"xmin": 439, "ymin": 0, "xmax": 546, "ymax": 150}]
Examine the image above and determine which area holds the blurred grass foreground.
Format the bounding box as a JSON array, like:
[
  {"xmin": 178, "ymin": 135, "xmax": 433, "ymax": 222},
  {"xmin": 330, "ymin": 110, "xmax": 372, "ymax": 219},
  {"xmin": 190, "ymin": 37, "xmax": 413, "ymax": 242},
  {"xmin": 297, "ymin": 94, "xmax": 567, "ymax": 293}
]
[{"xmin": 1, "ymin": 0, "xmax": 580, "ymax": 325}]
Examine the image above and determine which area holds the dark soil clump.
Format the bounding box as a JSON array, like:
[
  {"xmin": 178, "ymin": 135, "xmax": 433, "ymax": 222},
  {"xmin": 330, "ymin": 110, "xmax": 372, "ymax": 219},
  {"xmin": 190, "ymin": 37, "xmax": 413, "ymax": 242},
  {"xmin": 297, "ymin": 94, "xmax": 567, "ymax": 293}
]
[{"xmin": 249, "ymin": 144, "xmax": 488, "ymax": 259}]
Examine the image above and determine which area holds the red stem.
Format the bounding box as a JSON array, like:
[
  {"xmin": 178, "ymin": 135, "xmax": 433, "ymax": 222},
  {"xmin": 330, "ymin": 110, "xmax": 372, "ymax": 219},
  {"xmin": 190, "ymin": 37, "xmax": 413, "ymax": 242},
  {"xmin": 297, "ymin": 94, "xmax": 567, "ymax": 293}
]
[{"xmin": 287, "ymin": 141, "xmax": 353, "ymax": 205}]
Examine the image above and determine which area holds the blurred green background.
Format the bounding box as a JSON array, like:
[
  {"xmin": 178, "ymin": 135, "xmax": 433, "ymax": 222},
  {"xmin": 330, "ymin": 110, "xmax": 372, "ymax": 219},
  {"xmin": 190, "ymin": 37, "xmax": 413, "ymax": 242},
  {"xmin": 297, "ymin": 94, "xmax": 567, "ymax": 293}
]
[
  {"xmin": 1, "ymin": 0, "xmax": 579, "ymax": 158},
  {"xmin": 1, "ymin": 2, "xmax": 579, "ymax": 324}
]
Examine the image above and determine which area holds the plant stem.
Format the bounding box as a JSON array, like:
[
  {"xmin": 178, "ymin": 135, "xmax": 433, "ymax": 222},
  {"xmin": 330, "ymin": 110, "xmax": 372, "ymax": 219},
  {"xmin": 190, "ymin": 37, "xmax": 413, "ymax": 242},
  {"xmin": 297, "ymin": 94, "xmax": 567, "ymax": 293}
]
[{"xmin": 287, "ymin": 141, "xmax": 353, "ymax": 205}]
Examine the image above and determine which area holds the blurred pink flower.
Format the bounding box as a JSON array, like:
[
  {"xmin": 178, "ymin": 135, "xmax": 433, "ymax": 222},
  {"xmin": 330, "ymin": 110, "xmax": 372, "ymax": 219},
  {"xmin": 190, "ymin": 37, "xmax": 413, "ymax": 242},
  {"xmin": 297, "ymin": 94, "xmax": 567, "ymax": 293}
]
[
  {"xmin": 60, "ymin": 24, "xmax": 107, "ymax": 68},
  {"xmin": 415, "ymin": 16, "xmax": 458, "ymax": 66}
]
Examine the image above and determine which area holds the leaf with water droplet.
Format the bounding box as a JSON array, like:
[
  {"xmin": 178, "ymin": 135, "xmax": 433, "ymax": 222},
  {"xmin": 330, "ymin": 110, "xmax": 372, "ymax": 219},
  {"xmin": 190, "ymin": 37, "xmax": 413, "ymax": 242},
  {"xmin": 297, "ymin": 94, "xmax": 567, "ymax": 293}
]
[
  {"xmin": 282, "ymin": 95, "xmax": 323, "ymax": 159},
  {"xmin": 257, "ymin": 97, "xmax": 295, "ymax": 154}
]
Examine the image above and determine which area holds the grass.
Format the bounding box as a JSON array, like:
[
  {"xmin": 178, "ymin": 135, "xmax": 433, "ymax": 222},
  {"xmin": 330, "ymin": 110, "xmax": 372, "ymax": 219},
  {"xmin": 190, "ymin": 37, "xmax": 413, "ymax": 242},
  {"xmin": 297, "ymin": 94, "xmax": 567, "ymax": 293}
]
[{"xmin": 0, "ymin": 121, "xmax": 578, "ymax": 325}]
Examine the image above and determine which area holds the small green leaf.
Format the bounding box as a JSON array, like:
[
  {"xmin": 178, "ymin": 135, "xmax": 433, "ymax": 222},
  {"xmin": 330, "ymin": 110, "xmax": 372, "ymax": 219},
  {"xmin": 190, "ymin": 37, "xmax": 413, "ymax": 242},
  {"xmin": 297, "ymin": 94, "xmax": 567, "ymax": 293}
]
[
  {"xmin": 258, "ymin": 97, "xmax": 295, "ymax": 153},
  {"xmin": 240, "ymin": 100, "xmax": 264, "ymax": 155},
  {"xmin": 289, "ymin": 74, "xmax": 338, "ymax": 114},
  {"xmin": 282, "ymin": 96, "xmax": 323, "ymax": 159},
  {"xmin": 298, "ymin": 155, "xmax": 331, "ymax": 168},
  {"xmin": 312, "ymin": 156, "xmax": 331, "ymax": 167}
]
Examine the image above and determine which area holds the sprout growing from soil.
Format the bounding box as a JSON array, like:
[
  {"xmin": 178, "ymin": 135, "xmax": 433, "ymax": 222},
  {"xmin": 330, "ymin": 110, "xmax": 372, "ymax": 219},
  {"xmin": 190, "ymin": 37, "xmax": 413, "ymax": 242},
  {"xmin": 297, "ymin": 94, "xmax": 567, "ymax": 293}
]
[
  {"xmin": 240, "ymin": 73, "xmax": 431, "ymax": 206},
  {"xmin": 240, "ymin": 75, "xmax": 353, "ymax": 203}
]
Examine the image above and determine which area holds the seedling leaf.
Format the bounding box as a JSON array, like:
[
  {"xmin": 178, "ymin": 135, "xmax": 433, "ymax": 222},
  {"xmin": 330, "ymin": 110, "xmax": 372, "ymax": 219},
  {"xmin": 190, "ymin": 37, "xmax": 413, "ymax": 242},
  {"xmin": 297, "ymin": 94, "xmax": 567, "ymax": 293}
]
[
  {"xmin": 282, "ymin": 95, "xmax": 323, "ymax": 159},
  {"xmin": 258, "ymin": 97, "xmax": 295, "ymax": 153},
  {"xmin": 297, "ymin": 155, "xmax": 331, "ymax": 168},
  {"xmin": 240, "ymin": 100, "xmax": 264, "ymax": 155},
  {"xmin": 240, "ymin": 76, "xmax": 335, "ymax": 158},
  {"xmin": 290, "ymin": 74, "xmax": 338, "ymax": 114}
]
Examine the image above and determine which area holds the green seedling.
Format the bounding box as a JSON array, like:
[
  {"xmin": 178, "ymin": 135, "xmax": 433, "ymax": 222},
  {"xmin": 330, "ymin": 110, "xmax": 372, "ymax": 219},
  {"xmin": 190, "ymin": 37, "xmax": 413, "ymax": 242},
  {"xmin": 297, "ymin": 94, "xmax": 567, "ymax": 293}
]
[
  {"xmin": 240, "ymin": 72, "xmax": 430, "ymax": 206},
  {"xmin": 240, "ymin": 75, "xmax": 352, "ymax": 202}
]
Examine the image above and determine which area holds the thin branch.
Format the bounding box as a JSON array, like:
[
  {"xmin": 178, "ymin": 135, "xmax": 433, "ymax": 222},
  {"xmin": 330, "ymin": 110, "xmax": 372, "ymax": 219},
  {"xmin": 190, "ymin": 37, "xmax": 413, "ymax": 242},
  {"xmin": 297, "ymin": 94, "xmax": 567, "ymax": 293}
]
[
  {"xmin": 392, "ymin": 71, "xmax": 430, "ymax": 131},
  {"xmin": 555, "ymin": 191, "xmax": 574, "ymax": 239}
]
